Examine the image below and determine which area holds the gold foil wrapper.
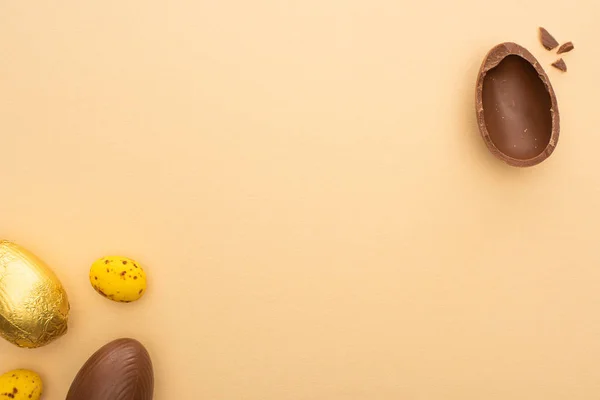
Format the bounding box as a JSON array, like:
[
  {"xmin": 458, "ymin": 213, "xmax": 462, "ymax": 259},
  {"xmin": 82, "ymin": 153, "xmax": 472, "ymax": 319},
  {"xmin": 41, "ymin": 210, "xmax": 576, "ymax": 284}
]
[{"xmin": 0, "ymin": 240, "xmax": 70, "ymax": 348}]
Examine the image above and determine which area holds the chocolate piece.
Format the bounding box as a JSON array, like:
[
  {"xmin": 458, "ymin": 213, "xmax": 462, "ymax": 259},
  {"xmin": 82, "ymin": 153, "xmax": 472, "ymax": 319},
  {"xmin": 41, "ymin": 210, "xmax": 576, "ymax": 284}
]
[
  {"xmin": 66, "ymin": 338, "xmax": 154, "ymax": 400},
  {"xmin": 475, "ymin": 43, "xmax": 560, "ymax": 167},
  {"xmin": 552, "ymin": 58, "xmax": 567, "ymax": 72},
  {"xmin": 557, "ymin": 42, "xmax": 574, "ymax": 54},
  {"xmin": 539, "ymin": 27, "xmax": 559, "ymax": 50}
]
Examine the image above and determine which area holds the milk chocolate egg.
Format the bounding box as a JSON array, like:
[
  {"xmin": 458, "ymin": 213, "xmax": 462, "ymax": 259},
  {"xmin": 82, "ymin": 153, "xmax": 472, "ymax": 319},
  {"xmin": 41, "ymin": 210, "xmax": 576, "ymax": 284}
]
[
  {"xmin": 475, "ymin": 42, "xmax": 560, "ymax": 167},
  {"xmin": 66, "ymin": 338, "xmax": 154, "ymax": 400},
  {"xmin": 0, "ymin": 240, "xmax": 70, "ymax": 348}
]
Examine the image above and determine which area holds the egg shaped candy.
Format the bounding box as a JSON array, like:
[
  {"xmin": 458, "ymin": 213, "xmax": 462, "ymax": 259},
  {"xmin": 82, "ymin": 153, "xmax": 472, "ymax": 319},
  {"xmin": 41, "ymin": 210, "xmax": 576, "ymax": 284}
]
[
  {"xmin": 0, "ymin": 240, "xmax": 70, "ymax": 348},
  {"xmin": 66, "ymin": 338, "xmax": 154, "ymax": 400},
  {"xmin": 90, "ymin": 256, "xmax": 147, "ymax": 303},
  {"xmin": 475, "ymin": 42, "xmax": 559, "ymax": 167},
  {"xmin": 0, "ymin": 369, "xmax": 43, "ymax": 400}
]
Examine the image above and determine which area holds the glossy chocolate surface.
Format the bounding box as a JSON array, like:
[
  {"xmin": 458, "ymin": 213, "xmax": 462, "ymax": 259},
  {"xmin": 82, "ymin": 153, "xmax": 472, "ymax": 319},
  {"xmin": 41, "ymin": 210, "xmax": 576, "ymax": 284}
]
[{"xmin": 66, "ymin": 338, "xmax": 154, "ymax": 400}]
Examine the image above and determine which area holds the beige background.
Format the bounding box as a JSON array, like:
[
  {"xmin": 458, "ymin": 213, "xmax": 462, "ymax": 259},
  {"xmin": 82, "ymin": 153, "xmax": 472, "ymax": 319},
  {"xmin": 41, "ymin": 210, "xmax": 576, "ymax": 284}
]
[{"xmin": 1, "ymin": 0, "xmax": 599, "ymax": 399}]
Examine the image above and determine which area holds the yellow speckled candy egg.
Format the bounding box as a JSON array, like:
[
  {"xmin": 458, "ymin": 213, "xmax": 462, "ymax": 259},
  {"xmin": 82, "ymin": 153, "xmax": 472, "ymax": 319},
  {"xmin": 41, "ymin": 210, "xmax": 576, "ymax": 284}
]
[
  {"xmin": 0, "ymin": 369, "xmax": 43, "ymax": 400},
  {"xmin": 89, "ymin": 256, "xmax": 147, "ymax": 303}
]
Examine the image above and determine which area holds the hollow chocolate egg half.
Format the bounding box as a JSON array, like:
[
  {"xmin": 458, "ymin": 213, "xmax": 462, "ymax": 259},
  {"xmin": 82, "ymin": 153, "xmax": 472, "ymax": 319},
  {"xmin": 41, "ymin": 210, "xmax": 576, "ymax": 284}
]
[{"xmin": 475, "ymin": 42, "xmax": 560, "ymax": 167}]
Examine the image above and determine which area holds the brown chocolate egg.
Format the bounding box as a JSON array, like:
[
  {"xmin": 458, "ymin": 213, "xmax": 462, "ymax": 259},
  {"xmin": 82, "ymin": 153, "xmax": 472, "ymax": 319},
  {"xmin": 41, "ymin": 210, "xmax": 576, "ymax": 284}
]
[
  {"xmin": 66, "ymin": 338, "xmax": 154, "ymax": 400},
  {"xmin": 475, "ymin": 42, "xmax": 560, "ymax": 167}
]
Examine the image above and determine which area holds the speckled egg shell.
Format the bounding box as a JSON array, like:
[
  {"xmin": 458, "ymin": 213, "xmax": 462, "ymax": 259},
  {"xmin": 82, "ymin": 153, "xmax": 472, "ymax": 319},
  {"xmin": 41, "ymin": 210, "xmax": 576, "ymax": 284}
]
[
  {"xmin": 89, "ymin": 256, "xmax": 147, "ymax": 303},
  {"xmin": 0, "ymin": 369, "xmax": 43, "ymax": 400}
]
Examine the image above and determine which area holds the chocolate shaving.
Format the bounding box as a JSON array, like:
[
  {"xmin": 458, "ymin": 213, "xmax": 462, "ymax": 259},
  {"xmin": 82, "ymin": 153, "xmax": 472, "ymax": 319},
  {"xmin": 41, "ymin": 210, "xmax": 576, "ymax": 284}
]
[
  {"xmin": 539, "ymin": 27, "xmax": 559, "ymax": 50},
  {"xmin": 551, "ymin": 58, "xmax": 567, "ymax": 72},
  {"xmin": 557, "ymin": 41, "xmax": 575, "ymax": 54}
]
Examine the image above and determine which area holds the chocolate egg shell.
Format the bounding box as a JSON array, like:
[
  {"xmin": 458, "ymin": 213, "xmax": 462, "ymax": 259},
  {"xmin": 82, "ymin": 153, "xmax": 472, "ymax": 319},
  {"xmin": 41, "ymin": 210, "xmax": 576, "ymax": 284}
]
[
  {"xmin": 0, "ymin": 240, "xmax": 70, "ymax": 348},
  {"xmin": 475, "ymin": 42, "xmax": 560, "ymax": 167},
  {"xmin": 66, "ymin": 338, "xmax": 154, "ymax": 400}
]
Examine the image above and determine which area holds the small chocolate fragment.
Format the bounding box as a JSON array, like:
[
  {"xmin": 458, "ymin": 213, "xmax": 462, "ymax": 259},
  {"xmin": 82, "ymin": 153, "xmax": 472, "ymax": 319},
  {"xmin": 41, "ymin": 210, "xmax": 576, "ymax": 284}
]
[
  {"xmin": 557, "ymin": 42, "xmax": 574, "ymax": 54},
  {"xmin": 66, "ymin": 338, "xmax": 154, "ymax": 400},
  {"xmin": 539, "ymin": 27, "xmax": 559, "ymax": 50},
  {"xmin": 552, "ymin": 58, "xmax": 567, "ymax": 72},
  {"xmin": 475, "ymin": 43, "xmax": 560, "ymax": 167}
]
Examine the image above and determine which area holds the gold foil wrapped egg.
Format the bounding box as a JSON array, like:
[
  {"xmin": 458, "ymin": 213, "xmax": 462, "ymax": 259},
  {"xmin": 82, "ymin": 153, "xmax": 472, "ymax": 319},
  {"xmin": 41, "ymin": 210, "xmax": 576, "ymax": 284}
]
[{"xmin": 0, "ymin": 240, "xmax": 70, "ymax": 348}]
